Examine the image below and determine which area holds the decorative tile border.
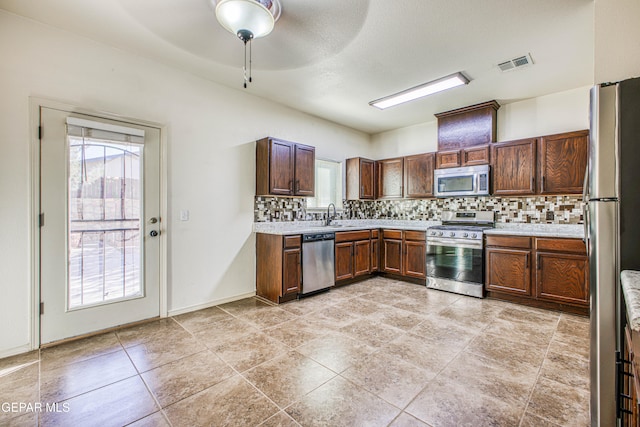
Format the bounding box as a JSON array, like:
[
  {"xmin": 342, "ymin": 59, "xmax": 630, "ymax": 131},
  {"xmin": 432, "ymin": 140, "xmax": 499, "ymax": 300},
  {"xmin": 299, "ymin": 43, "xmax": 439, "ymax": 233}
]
[{"xmin": 254, "ymin": 195, "xmax": 584, "ymax": 224}]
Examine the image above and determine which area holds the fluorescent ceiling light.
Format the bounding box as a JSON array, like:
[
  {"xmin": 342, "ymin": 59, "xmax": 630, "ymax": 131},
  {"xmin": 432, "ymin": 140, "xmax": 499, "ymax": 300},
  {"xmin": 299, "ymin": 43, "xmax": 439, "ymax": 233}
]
[{"xmin": 369, "ymin": 72, "xmax": 470, "ymax": 110}]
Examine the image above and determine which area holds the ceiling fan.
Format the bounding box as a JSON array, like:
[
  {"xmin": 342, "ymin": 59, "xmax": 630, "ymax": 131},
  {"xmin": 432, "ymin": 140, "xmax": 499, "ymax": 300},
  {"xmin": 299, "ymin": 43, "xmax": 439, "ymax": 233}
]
[{"xmin": 117, "ymin": 0, "xmax": 370, "ymax": 78}]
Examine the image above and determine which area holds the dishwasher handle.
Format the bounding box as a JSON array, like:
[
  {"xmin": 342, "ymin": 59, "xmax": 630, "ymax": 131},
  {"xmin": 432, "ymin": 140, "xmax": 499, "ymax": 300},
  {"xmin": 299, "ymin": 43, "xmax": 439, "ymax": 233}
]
[{"xmin": 303, "ymin": 233, "xmax": 335, "ymax": 242}]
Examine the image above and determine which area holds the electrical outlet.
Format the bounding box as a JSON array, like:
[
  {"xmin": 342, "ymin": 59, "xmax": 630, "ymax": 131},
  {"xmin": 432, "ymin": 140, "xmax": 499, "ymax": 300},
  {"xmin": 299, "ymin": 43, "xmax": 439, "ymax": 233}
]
[{"xmin": 545, "ymin": 211, "xmax": 554, "ymax": 221}]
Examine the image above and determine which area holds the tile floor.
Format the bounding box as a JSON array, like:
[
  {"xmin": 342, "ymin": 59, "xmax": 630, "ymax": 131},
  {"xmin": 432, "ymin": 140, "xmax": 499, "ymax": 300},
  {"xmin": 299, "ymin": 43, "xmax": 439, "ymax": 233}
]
[{"xmin": 0, "ymin": 277, "xmax": 590, "ymax": 427}]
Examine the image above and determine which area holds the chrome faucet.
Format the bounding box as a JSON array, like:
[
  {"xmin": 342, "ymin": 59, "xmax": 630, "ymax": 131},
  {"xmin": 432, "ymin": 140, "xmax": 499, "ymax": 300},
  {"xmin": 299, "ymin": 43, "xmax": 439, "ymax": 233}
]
[{"xmin": 326, "ymin": 203, "xmax": 336, "ymax": 226}]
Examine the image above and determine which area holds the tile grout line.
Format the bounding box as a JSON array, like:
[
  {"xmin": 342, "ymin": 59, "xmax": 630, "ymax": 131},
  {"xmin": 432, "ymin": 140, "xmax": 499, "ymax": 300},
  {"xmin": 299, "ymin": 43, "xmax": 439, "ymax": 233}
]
[{"xmin": 517, "ymin": 313, "xmax": 563, "ymax": 427}]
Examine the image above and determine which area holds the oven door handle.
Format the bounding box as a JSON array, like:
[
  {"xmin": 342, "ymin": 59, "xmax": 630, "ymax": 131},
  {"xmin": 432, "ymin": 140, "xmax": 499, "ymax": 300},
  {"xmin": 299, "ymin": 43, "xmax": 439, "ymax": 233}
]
[{"xmin": 427, "ymin": 238, "xmax": 483, "ymax": 250}]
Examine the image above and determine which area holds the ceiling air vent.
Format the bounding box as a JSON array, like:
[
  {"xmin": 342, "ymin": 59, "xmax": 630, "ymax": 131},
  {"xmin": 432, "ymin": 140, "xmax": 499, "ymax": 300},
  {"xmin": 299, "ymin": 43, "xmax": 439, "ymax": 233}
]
[{"xmin": 498, "ymin": 54, "xmax": 534, "ymax": 72}]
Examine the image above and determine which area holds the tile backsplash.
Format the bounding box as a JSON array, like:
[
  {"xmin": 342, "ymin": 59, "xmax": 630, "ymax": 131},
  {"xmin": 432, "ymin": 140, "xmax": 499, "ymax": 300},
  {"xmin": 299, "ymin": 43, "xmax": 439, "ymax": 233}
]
[{"xmin": 254, "ymin": 195, "xmax": 584, "ymax": 224}]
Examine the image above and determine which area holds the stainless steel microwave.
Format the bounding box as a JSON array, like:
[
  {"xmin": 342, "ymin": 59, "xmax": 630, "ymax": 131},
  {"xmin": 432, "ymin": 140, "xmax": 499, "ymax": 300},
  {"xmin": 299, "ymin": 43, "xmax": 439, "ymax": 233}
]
[{"xmin": 433, "ymin": 164, "xmax": 490, "ymax": 197}]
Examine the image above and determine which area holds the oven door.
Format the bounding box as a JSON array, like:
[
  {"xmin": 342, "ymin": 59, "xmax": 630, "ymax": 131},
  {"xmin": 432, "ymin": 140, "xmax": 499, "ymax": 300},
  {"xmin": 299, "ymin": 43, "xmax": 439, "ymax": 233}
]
[{"xmin": 426, "ymin": 237, "xmax": 484, "ymax": 284}]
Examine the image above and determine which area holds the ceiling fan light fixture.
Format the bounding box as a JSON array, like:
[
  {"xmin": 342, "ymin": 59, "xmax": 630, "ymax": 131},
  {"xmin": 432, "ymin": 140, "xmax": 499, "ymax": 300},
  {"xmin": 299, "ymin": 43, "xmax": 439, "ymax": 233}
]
[
  {"xmin": 369, "ymin": 72, "xmax": 471, "ymax": 110},
  {"xmin": 214, "ymin": 0, "xmax": 280, "ymax": 39}
]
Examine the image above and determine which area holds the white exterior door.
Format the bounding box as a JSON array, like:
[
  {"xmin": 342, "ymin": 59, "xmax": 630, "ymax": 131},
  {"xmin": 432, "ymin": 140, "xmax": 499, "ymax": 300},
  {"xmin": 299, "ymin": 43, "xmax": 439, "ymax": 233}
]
[{"xmin": 39, "ymin": 107, "xmax": 162, "ymax": 344}]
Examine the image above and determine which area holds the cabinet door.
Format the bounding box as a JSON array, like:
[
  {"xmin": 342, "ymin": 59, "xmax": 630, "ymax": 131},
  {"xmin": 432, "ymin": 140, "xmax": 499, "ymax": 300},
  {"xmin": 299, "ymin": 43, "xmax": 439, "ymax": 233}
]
[
  {"xmin": 354, "ymin": 240, "xmax": 371, "ymax": 276},
  {"xmin": 538, "ymin": 131, "xmax": 588, "ymax": 194},
  {"xmin": 491, "ymin": 138, "xmax": 537, "ymax": 195},
  {"xmin": 335, "ymin": 242, "xmax": 354, "ymax": 281},
  {"xmin": 404, "ymin": 240, "xmax": 426, "ymax": 278},
  {"xmin": 371, "ymin": 237, "xmax": 379, "ymax": 272},
  {"xmin": 269, "ymin": 139, "xmax": 295, "ymax": 195},
  {"xmin": 382, "ymin": 238, "xmax": 403, "ymax": 274},
  {"xmin": 536, "ymin": 252, "xmax": 589, "ymax": 305},
  {"xmin": 360, "ymin": 158, "xmax": 375, "ymax": 199},
  {"xmin": 377, "ymin": 158, "xmax": 404, "ymax": 199},
  {"xmin": 485, "ymin": 247, "xmax": 532, "ymax": 296},
  {"xmin": 435, "ymin": 150, "xmax": 461, "ymax": 169},
  {"xmin": 294, "ymin": 144, "xmax": 315, "ymax": 196},
  {"xmin": 282, "ymin": 247, "xmax": 301, "ymax": 295},
  {"xmin": 404, "ymin": 153, "xmax": 435, "ymax": 198},
  {"xmin": 462, "ymin": 145, "xmax": 490, "ymax": 166}
]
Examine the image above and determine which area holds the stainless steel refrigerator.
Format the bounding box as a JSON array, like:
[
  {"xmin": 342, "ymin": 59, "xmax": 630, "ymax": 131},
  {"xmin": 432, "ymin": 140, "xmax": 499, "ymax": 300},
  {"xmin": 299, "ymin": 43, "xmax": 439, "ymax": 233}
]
[{"xmin": 588, "ymin": 77, "xmax": 640, "ymax": 427}]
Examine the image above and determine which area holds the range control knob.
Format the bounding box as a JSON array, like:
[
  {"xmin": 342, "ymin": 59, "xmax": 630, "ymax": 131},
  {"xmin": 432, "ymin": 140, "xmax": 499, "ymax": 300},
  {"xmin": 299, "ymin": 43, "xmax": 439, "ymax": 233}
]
[
  {"xmin": 438, "ymin": 231, "xmax": 444, "ymax": 237},
  {"xmin": 471, "ymin": 233, "xmax": 477, "ymax": 238},
  {"xmin": 449, "ymin": 232, "xmax": 455, "ymax": 237},
  {"xmin": 462, "ymin": 233, "xmax": 469, "ymax": 237}
]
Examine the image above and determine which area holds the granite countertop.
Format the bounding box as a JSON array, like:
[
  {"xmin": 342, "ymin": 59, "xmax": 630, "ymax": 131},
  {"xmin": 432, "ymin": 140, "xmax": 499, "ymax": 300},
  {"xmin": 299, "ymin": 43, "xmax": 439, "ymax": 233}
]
[
  {"xmin": 254, "ymin": 220, "xmax": 584, "ymax": 238},
  {"xmin": 485, "ymin": 224, "xmax": 584, "ymax": 239},
  {"xmin": 622, "ymin": 270, "xmax": 640, "ymax": 332},
  {"xmin": 253, "ymin": 219, "xmax": 439, "ymax": 235}
]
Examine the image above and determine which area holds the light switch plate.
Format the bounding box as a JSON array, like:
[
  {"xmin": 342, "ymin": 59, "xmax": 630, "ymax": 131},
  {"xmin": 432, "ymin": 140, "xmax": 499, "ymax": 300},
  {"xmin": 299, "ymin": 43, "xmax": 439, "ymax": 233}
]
[{"xmin": 180, "ymin": 210, "xmax": 190, "ymax": 221}]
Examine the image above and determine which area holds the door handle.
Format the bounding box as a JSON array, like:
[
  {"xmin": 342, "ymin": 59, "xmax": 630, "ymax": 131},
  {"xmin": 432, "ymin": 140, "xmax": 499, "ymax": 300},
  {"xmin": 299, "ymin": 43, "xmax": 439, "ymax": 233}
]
[{"xmin": 150, "ymin": 230, "xmax": 159, "ymax": 237}]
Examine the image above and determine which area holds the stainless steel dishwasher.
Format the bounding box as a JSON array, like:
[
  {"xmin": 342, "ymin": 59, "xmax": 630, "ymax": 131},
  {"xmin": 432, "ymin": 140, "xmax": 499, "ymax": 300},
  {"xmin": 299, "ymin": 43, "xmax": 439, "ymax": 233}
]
[{"xmin": 301, "ymin": 232, "xmax": 335, "ymax": 295}]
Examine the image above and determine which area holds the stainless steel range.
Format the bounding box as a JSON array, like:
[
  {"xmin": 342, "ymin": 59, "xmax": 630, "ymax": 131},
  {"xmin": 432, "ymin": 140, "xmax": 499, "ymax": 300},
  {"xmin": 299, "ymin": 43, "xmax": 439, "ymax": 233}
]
[{"xmin": 426, "ymin": 211, "xmax": 494, "ymax": 298}]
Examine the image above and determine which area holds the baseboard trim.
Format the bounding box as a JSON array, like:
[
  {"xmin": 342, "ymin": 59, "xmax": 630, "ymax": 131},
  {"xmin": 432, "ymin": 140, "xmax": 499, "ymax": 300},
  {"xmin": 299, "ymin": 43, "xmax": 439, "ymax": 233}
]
[
  {"xmin": 168, "ymin": 291, "xmax": 257, "ymax": 317},
  {"xmin": 0, "ymin": 344, "xmax": 33, "ymax": 360}
]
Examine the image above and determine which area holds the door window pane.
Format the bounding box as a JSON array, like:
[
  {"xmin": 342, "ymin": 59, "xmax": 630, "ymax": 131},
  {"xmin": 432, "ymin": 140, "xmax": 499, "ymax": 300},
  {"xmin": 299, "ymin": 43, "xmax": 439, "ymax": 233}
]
[{"xmin": 67, "ymin": 133, "xmax": 143, "ymax": 309}]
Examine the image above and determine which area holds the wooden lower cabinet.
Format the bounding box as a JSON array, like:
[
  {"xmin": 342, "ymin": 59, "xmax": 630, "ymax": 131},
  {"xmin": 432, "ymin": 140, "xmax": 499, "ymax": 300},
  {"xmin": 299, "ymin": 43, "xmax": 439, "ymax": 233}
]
[
  {"xmin": 403, "ymin": 231, "xmax": 426, "ymax": 279},
  {"xmin": 335, "ymin": 241, "xmax": 354, "ymax": 281},
  {"xmin": 354, "ymin": 240, "xmax": 371, "ymax": 276},
  {"xmin": 382, "ymin": 230, "xmax": 403, "ymax": 274},
  {"xmin": 485, "ymin": 234, "xmax": 589, "ymax": 314},
  {"xmin": 371, "ymin": 230, "xmax": 379, "ymax": 272},
  {"xmin": 335, "ymin": 230, "xmax": 374, "ymax": 284},
  {"xmin": 256, "ymin": 233, "xmax": 301, "ymax": 303},
  {"xmin": 535, "ymin": 251, "xmax": 588, "ymax": 305},
  {"xmin": 381, "ymin": 229, "xmax": 426, "ymax": 281},
  {"xmin": 623, "ymin": 324, "xmax": 640, "ymax": 427},
  {"xmin": 485, "ymin": 247, "xmax": 531, "ymax": 296},
  {"xmin": 282, "ymin": 247, "xmax": 301, "ymax": 295}
]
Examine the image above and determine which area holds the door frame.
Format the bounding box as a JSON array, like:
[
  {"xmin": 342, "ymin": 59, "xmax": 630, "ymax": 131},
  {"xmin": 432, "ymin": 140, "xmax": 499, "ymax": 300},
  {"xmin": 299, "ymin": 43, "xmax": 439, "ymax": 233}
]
[{"xmin": 29, "ymin": 97, "xmax": 168, "ymax": 349}]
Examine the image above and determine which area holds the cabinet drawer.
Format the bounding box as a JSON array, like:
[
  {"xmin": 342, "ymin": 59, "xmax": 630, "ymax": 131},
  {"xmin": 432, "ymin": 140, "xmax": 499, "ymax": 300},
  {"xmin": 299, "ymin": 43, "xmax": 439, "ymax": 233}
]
[
  {"xmin": 336, "ymin": 230, "xmax": 370, "ymax": 242},
  {"xmin": 383, "ymin": 229, "xmax": 403, "ymax": 239},
  {"xmin": 535, "ymin": 238, "xmax": 586, "ymax": 254},
  {"xmin": 371, "ymin": 229, "xmax": 379, "ymax": 238},
  {"xmin": 404, "ymin": 230, "xmax": 426, "ymax": 242},
  {"xmin": 284, "ymin": 235, "xmax": 301, "ymax": 248},
  {"xmin": 485, "ymin": 235, "xmax": 532, "ymax": 249}
]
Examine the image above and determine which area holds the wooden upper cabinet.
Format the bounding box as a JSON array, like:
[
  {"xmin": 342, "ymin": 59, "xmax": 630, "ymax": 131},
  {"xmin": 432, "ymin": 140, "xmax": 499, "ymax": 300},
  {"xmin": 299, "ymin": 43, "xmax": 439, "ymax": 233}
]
[
  {"xmin": 538, "ymin": 130, "xmax": 589, "ymax": 194},
  {"xmin": 377, "ymin": 157, "xmax": 404, "ymax": 199},
  {"xmin": 404, "ymin": 153, "xmax": 435, "ymax": 198},
  {"xmin": 294, "ymin": 144, "xmax": 315, "ymax": 196},
  {"xmin": 436, "ymin": 145, "xmax": 489, "ymax": 170},
  {"xmin": 435, "ymin": 150, "xmax": 461, "ymax": 169},
  {"xmin": 346, "ymin": 157, "xmax": 375, "ymax": 200},
  {"xmin": 265, "ymin": 138, "xmax": 294, "ymax": 195},
  {"xmin": 491, "ymin": 138, "xmax": 537, "ymax": 195},
  {"xmin": 256, "ymin": 137, "xmax": 315, "ymax": 197},
  {"xmin": 461, "ymin": 145, "xmax": 490, "ymax": 166}
]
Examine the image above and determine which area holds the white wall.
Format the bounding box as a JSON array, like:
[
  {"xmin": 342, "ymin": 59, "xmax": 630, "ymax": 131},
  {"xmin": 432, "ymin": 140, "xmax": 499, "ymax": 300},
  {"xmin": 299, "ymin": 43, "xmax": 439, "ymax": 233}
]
[
  {"xmin": 370, "ymin": 86, "xmax": 590, "ymax": 159},
  {"xmin": 595, "ymin": 0, "xmax": 640, "ymax": 83},
  {"xmin": 0, "ymin": 11, "xmax": 371, "ymax": 357}
]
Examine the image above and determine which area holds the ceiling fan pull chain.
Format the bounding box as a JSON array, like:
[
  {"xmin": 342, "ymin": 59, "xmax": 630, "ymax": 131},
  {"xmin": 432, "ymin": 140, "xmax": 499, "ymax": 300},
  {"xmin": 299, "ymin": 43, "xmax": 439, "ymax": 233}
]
[
  {"xmin": 249, "ymin": 38, "xmax": 252, "ymax": 83},
  {"xmin": 243, "ymin": 40, "xmax": 248, "ymax": 88}
]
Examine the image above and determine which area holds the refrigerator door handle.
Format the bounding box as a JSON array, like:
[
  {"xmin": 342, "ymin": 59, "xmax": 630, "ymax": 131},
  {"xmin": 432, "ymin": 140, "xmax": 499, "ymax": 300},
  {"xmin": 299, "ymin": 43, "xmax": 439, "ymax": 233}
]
[{"xmin": 583, "ymin": 165, "xmax": 589, "ymax": 245}]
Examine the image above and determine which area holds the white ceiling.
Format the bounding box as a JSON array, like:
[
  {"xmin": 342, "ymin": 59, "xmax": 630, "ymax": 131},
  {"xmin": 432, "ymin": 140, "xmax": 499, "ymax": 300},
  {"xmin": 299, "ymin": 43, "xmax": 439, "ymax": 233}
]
[{"xmin": 0, "ymin": 0, "xmax": 594, "ymax": 134}]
